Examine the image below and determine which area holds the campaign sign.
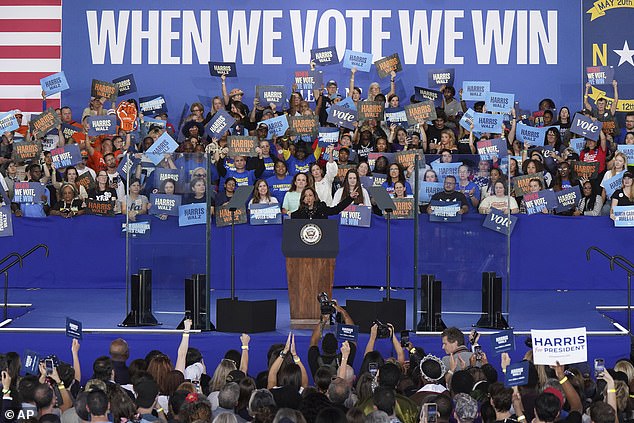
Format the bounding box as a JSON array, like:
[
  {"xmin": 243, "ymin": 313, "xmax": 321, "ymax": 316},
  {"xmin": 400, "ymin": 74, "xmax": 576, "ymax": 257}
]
[
  {"xmin": 13, "ymin": 182, "xmax": 45, "ymax": 204},
  {"xmin": 531, "ymin": 327, "xmax": 587, "ymax": 365},
  {"xmin": 310, "ymin": 46, "xmax": 339, "ymax": 66},
  {"xmin": 570, "ymin": 113, "xmax": 603, "ymax": 141},
  {"xmin": 614, "ymin": 206, "xmax": 634, "ymax": 227},
  {"xmin": 145, "ymin": 132, "xmax": 179, "ymax": 165},
  {"xmin": 360, "ymin": 176, "xmax": 382, "ymax": 188},
  {"xmin": 12, "ymin": 140, "xmax": 41, "ymax": 162},
  {"xmin": 139, "ymin": 94, "xmax": 168, "ymax": 114},
  {"xmin": 340, "ymin": 205, "xmax": 372, "ymax": 227},
  {"xmin": 374, "ymin": 53, "xmax": 402, "ymax": 78},
  {"xmin": 76, "ymin": 172, "xmax": 95, "ymax": 192},
  {"xmin": 178, "ymin": 203, "xmax": 206, "ymax": 226},
  {"xmin": 260, "ymin": 115, "xmax": 289, "ymax": 140},
  {"xmin": 431, "ymin": 162, "xmax": 462, "ymax": 182},
  {"xmin": 216, "ymin": 204, "xmax": 247, "ymax": 227},
  {"xmin": 428, "ymin": 68, "xmax": 455, "ymax": 88},
  {"xmin": 485, "ymin": 92, "xmax": 515, "ymax": 114},
  {"xmin": 227, "ymin": 136, "xmax": 259, "ymax": 157},
  {"xmin": 116, "ymin": 154, "xmax": 141, "ymax": 182},
  {"xmin": 419, "ymin": 182, "xmax": 444, "ymax": 203},
  {"xmin": 384, "ymin": 107, "xmax": 408, "ymax": 127},
  {"xmin": 505, "ymin": 361, "xmax": 529, "ymax": 387},
  {"xmin": 477, "ymin": 139, "xmax": 508, "ymax": 160},
  {"xmin": 141, "ymin": 116, "xmax": 167, "ymax": 134},
  {"xmin": 60, "ymin": 123, "xmax": 81, "ymax": 142},
  {"xmin": 65, "ymin": 317, "xmax": 82, "ymax": 340},
  {"xmin": 22, "ymin": 349, "xmax": 40, "ymax": 376},
  {"xmin": 429, "ymin": 200, "xmax": 462, "ymax": 222},
  {"xmin": 256, "ymin": 85, "xmax": 286, "ymax": 106},
  {"xmin": 523, "ymin": 190, "xmax": 556, "ymax": 215},
  {"xmin": 0, "ymin": 206, "xmax": 13, "ymax": 238},
  {"xmin": 472, "ymin": 112, "xmax": 504, "ymax": 134},
  {"xmin": 337, "ymin": 97, "xmax": 356, "ymax": 111},
  {"xmin": 414, "ymin": 87, "xmax": 443, "ymax": 107},
  {"xmin": 294, "ymin": 70, "xmax": 323, "ymax": 91},
  {"xmin": 483, "ymin": 209, "xmax": 518, "ymax": 236},
  {"xmin": 40, "ymin": 71, "xmax": 69, "ymax": 96},
  {"xmin": 491, "ymin": 329, "xmax": 515, "ymax": 354},
  {"xmin": 87, "ymin": 115, "xmax": 117, "ymax": 136},
  {"xmin": 121, "ymin": 221, "xmax": 151, "ymax": 237},
  {"xmin": 555, "ymin": 185, "xmax": 582, "ymax": 212},
  {"xmin": 570, "ymin": 138, "xmax": 586, "ymax": 155},
  {"xmin": 85, "ymin": 199, "xmax": 115, "ymax": 216},
  {"xmin": 289, "ymin": 116, "xmax": 319, "ymax": 137},
  {"xmin": 205, "ymin": 109, "xmax": 236, "ymax": 138},
  {"xmin": 327, "ymin": 105, "xmax": 357, "ymax": 130},
  {"xmin": 618, "ymin": 145, "xmax": 634, "ymax": 165},
  {"xmin": 572, "ymin": 161, "xmax": 600, "ymax": 181},
  {"xmin": 336, "ymin": 324, "xmax": 359, "ymax": 342},
  {"xmin": 112, "ymin": 73, "xmax": 137, "ymax": 96},
  {"xmin": 599, "ymin": 170, "xmax": 623, "ymax": 199},
  {"xmin": 342, "ymin": 49, "xmax": 373, "ymax": 72},
  {"xmin": 91, "ymin": 79, "xmax": 118, "ymax": 101},
  {"xmin": 51, "ymin": 144, "xmax": 82, "ymax": 168},
  {"xmin": 393, "ymin": 198, "xmax": 415, "ymax": 219},
  {"xmin": 149, "ymin": 194, "xmax": 181, "ymax": 216},
  {"xmin": 317, "ymin": 126, "xmax": 340, "ymax": 147},
  {"xmin": 358, "ymin": 101, "xmax": 385, "ymax": 121},
  {"xmin": 512, "ymin": 172, "xmax": 544, "ymax": 196},
  {"xmin": 462, "ymin": 81, "xmax": 490, "ymax": 100},
  {"xmin": 516, "ymin": 123, "xmax": 548, "ymax": 146},
  {"xmin": 207, "ymin": 61, "xmax": 237, "ymax": 77},
  {"xmin": 586, "ymin": 66, "xmax": 614, "ymax": 85},
  {"xmin": 368, "ymin": 152, "xmax": 395, "ymax": 170},
  {"xmin": 30, "ymin": 108, "xmax": 61, "ymax": 139},
  {"xmin": 405, "ymin": 101, "xmax": 437, "ymax": 125},
  {"xmin": 0, "ymin": 111, "xmax": 19, "ymax": 133},
  {"xmin": 249, "ymin": 203, "xmax": 282, "ymax": 225},
  {"xmin": 395, "ymin": 150, "xmax": 423, "ymax": 170},
  {"xmin": 459, "ymin": 108, "xmax": 477, "ymax": 132}
]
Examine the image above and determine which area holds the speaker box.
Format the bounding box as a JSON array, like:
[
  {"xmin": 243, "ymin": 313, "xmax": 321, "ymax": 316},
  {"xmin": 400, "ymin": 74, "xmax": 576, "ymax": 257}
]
[
  {"xmin": 416, "ymin": 274, "xmax": 446, "ymax": 332},
  {"xmin": 216, "ymin": 298, "xmax": 277, "ymax": 333},
  {"xmin": 475, "ymin": 272, "xmax": 509, "ymax": 329},
  {"xmin": 178, "ymin": 274, "xmax": 214, "ymax": 331},
  {"xmin": 120, "ymin": 268, "xmax": 161, "ymax": 327},
  {"xmin": 344, "ymin": 298, "xmax": 406, "ymax": 333}
]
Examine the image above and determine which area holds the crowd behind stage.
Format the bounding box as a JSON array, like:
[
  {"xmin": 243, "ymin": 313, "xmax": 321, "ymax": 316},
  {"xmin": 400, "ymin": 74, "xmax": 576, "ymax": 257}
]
[
  {"xmin": 0, "ymin": 312, "xmax": 628, "ymax": 423},
  {"xmin": 1, "ymin": 69, "xmax": 634, "ymax": 223}
]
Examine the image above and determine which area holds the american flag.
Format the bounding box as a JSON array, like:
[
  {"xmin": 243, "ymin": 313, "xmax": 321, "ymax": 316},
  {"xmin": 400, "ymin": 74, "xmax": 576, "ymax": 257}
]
[{"xmin": 0, "ymin": 0, "xmax": 62, "ymax": 118}]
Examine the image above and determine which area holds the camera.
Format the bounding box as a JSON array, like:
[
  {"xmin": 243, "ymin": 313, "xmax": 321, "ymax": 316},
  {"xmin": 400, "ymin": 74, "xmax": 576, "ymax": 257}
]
[
  {"xmin": 317, "ymin": 292, "xmax": 336, "ymax": 315},
  {"xmin": 373, "ymin": 320, "xmax": 391, "ymax": 339}
]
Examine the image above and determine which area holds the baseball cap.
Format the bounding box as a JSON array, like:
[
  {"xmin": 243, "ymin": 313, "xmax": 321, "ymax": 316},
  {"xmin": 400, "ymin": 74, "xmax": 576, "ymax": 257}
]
[
  {"xmin": 623, "ymin": 171, "xmax": 633, "ymax": 179},
  {"xmin": 327, "ymin": 80, "xmax": 338, "ymax": 87}
]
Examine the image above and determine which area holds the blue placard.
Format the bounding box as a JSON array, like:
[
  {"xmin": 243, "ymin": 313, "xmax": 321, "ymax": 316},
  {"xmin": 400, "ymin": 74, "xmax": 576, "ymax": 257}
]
[
  {"xmin": 153, "ymin": 168, "xmax": 185, "ymax": 193},
  {"xmin": 524, "ymin": 190, "xmax": 557, "ymax": 215},
  {"xmin": 618, "ymin": 145, "xmax": 634, "ymax": 165},
  {"xmin": 294, "ymin": 70, "xmax": 323, "ymax": 91},
  {"xmin": 0, "ymin": 111, "xmax": 20, "ymax": 133},
  {"xmin": 256, "ymin": 85, "xmax": 286, "ymax": 106},
  {"xmin": 116, "ymin": 154, "xmax": 141, "ymax": 181},
  {"xmin": 327, "ymin": 105, "xmax": 358, "ymax": 130},
  {"xmin": 462, "ymin": 81, "xmax": 490, "ymax": 101},
  {"xmin": 65, "ymin": 317, "xmax": 83, "ymax": 340},
  {"xmin": 555, "ymin": 185, "xmax": 582, "ymax": 212},
  {"xmin": 477, "ymin": 138, "xmax": 508, "ymax": 160},
  {"xmin": 505, "ymin": 361, "xmax": 529, "ymax": 387},
  {"xmin": 336, "ymin": 324, "xmax": 359, "ymax": 342},
  {"xmin": 586, "ymin": 66, "xmax": 614, "ymax": 85},
  {"xmin": 485, "ymin": 92, "xmax": 515, "ymax": 114},
  {"xmin": 50, "ymin": 144, "xmax": 82, "ymax": 168},
  {"xmin": 13, "ymin": 182, "xmax": 45, "ymax": 204},
  {"xmin": 149, "ymin": 194, "xmax": 182, "ymax": 216},
  {"xmin": 208, "ymin": 61, "xmax": 237, "ymax": 77},
  {"xmin": 429, "ymin": 200, "xmax": 462, "ymax": 222},
  {"xmin": 87, "ymin": 115, "xmax": 117, "ymax": 136},
  {"xmin": 431, "ymin": 161, "xmax": 462, "ymax": 182},
  {"xmin": 310, "ymin": 46, "xmax": 339, "ymax": 66},
  {"xmin": 22, "ymin": 349, "xmax": 41, "ymax": 376},
  {"xmin": 414, "ymin": 87, "xmax": 443, "ymax": 107},
  {"xmin": 112, "ymin": 73, "xmax": 137, "ymax": 96},
  {"xmin": 260, "ymin": 114, "xmax": 289, "ymax": 140},
  {"xmin": 249, "ymin": 203, "xmax": 282, "ymax": 225},
  {"xmin": 482, "ymin": 209, "xmax": 517, "ymax": 235},
  {"xmin": 336, "ymin": 97, "xmax": 356, "ymax": 110},
  {"xmin": 145, "ymin": 132, "xmax": 179, "ymax": 165},
  {"xmin": 491, "ymin": 329, "xmax": 515, "ymax": 354},
  {"xmin": 139, "ymin": 94, "xmax": 168, "ymax": 115},
  {"xmin": 40, "ymin": 71, "xmax": 69, "ymax": 96},
  {"xmin": 384, "ymin": 107, "xmax": 408, "ymax": 127},
  {"xmin": 516, "ymin": 122, "xmax": 548, "ymax": 146},
  {"xmin": 179, "ymin": 203, "xmax": 207, "ymax": 226},
  {"xmin": 0, "ymin": 206, "xmax": 13, "ymax": 238},
  {"xmin": 340, "ymin": 205, "xmax": 371, "ymax": 227},
  {"xmin": 614, "ymin": 206, "xmax": 634, "ymax": 227},
  {"xmin": 418, "ymin": 182, "xmax": 444, "ymax": 203},
  {"xmin": 342, "ymin": 49, "xmax": 373, "ymax": 72},
  {"xmin": 206, "ymin": 109, "xmax": 236, "ymax": 138},
  {"xmin": 603, "ymin": 172, "xmax": 624, "ymax": 199},
  {"xmin": 459, "ymin": 107, "xmax": 476, "ymax": 131},
  {"xmin": 317, "ymin": 127, "xmax": 340, "ymax": 148},
  {"xmin": 570, "ymin": 137, "xmax": 586, "ymax": 155},
  {"xmin": 472, "ymin": 112, "xmax": 504, "ymax": 134},
  {"xmin": 428, "ymin": 68, "xmax": 455, "ymax": 88},
  {"xmin": 121, "ymin": 221, "xmax": 151, "ymax": 237},
  {"xmin": 570, "ymin": 113, "xmax": 603, "ymax": 141}
]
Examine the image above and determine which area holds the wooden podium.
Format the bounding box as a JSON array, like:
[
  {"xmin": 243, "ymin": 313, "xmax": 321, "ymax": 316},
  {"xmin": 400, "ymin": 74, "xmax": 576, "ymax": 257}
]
[{"xmin": 282, "ymin": 220, "xmax": 339, "ymax": 328}]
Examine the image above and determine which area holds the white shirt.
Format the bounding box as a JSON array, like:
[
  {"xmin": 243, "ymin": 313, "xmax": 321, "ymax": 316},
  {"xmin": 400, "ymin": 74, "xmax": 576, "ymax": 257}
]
[
  {"xmin": 314, "ymin": 161, "xmax": 338, "ymax": 206},
  {"xmin": 332, "ymin": 186, "xmax": 371, "ymax": 206}
]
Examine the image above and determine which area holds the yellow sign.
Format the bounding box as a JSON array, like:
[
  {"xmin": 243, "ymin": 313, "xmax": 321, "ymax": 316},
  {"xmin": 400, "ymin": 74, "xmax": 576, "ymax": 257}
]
[
  {"xmin": 587, "ymin": 0, "xmax": 634, "ymax": 21},
  {"xmin": 587, "ymin": 86, "xmax": 634, "ymax": 112}
]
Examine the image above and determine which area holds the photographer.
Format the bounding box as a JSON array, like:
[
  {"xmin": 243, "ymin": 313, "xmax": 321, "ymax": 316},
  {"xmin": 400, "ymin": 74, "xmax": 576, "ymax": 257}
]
[
  {"xmin": 308, "ymin": 298, "xmax": 356, "ymax": 377},
  {"xmin": 364, "ymin": 322, "xmax": 405, "ymax": 368}
]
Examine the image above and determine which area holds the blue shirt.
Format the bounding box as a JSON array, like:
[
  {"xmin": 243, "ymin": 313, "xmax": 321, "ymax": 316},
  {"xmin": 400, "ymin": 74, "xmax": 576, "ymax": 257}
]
[
  {"xmin": 267, "ymin": 174, "xmax": 293, "ymax": 204},
  {"xmin": 456, "ymin": 181, "xmax": 480, "ymax": 213}
]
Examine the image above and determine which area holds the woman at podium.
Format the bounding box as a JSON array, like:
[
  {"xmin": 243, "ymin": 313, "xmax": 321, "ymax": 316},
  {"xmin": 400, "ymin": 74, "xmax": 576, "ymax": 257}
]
[{"xmin": 291, "ymin": 187, "xmax": 358, "ymax": 219}]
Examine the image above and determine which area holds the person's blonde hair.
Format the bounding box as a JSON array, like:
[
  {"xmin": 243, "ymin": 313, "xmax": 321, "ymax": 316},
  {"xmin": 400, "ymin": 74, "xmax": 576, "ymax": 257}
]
[{"xmin": 615, "ymin": 360, "xmax": 634, "ymax": 384}]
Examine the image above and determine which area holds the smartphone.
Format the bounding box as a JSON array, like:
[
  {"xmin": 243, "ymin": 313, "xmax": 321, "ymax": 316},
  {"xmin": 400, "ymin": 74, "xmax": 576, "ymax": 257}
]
[
  {"xmin": 45, "ymin": 358, "xmax": 54, "ymax": 375},
  {"xmin": 473, "ymin": 345, "xmax": 483, "ymax": 360},
  {"xmin": 369, "ymin": 362, "xmax": 379, "ymax": 378},
  {"xmin": 594, "ymin": 358, "xmax": 605, "ymax": 377},
  {"xmin": 401, "ymin": 330, "xmax": 410, "ymax": 348},
  {"xmin": 421, "ymin": 403, "xmax": 437, "ymax": 423}
]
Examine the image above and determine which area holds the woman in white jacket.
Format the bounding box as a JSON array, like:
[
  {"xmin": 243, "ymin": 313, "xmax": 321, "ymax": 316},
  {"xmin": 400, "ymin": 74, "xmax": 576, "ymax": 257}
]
[{"xmin": 311, "ymin": 145, "xmax": 338, "ymax": 206}]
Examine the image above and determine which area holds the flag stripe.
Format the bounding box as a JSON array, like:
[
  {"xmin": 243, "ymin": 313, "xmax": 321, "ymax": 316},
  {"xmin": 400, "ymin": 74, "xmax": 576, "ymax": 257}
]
[
  {"xmin": 0, "ymin": 46, "xmax": 60, "ymax": 59},
  {"xmin": 0, "ymin": 6, "xmax": 62, "ymax": 19},
  {"xmin": 0, "ymin": 72, "xmax": 58, "ymax": 85},
  {"xmin": 0, "ymin": 19, "xmax": 61, "ymax": 32},
  {"xmin": 0, "ymin": 59, "xmax": 61, "ymax": 72},
  {"xmin": 0, "ymin": 98, "xmax": 60, "ymax": 112},
  {"xmin": 0, "ymin": 86, "xmax": 60, "ymax": 99},
  {"xmin": 0, "ymin": 0, "xmax": 61, "ymax": 6},
  {"xmin": 0, "ymin": 33, "xmax": 61, "ymax": 46}
]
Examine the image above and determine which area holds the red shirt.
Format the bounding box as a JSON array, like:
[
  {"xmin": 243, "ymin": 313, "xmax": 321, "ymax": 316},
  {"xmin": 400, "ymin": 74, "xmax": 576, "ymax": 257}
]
[{"xmin": 580, "ymin": 144, "xmax": 606, "ymax": 173}]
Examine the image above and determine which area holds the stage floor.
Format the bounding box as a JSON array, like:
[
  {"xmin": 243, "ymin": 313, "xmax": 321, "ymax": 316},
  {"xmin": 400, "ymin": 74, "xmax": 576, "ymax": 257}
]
[{"xmin": 0, "ymin": 288, "xmax": 630, "ymax": 382}]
